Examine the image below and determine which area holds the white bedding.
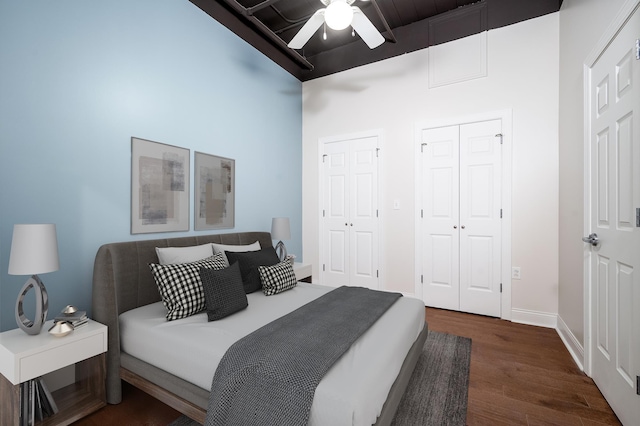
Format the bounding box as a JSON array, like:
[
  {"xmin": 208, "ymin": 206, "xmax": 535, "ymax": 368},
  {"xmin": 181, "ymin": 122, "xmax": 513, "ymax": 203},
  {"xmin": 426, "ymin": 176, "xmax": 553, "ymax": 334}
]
[{"xmin": 119, "ymin": 283, "xmax": 425, "ymax": 426}]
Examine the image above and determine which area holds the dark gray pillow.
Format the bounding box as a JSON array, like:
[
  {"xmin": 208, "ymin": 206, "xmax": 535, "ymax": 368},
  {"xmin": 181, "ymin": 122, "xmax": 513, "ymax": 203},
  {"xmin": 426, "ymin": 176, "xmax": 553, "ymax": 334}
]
[
  {"xmin": 225, "ymin": 247, "xmax": 280, "ymax": 294},
  {"xmin": 199, "ymin": 262, "xmax": 248, "ymax": 321}
]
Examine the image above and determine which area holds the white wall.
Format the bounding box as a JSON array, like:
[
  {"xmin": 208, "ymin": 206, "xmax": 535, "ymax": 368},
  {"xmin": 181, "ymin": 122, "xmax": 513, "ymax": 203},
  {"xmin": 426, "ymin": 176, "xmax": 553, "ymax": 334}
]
[
  {"xmin": 557, "ymin": 0, "xmax": 631, "ymax": 362},
  {"xmin": 302, "ymin": 14, "xmax": 560, "ymax": 321}
]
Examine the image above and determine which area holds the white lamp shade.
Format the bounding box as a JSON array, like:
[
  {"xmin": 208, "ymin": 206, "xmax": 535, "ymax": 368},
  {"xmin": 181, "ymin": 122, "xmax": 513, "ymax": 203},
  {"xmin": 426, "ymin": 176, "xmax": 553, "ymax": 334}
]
[
  {"xmin": 8, "ymin": 224, "xmax": 60, "ymax": 275},
  {"xmin": 271, "ymin": 217, "xmax": 291, "ymax": 241},
  {"xmin": 325, "ymin": 0, "xmax": 354, "ymax": 30}
]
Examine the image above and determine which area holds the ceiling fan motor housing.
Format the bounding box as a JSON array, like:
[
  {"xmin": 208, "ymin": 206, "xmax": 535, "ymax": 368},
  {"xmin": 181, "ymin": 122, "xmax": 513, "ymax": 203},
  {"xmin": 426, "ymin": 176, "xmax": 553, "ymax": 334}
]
[{"xmin": 325, "ymin": 0, "xmax": 354, "ymax": 30}]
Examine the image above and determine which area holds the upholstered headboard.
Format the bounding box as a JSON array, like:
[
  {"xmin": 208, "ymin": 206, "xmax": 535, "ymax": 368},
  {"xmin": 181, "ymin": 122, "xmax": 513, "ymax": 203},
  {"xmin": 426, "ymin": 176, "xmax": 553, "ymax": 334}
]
[{"xmin": 91, "ymin": 231, "xmax": 272, "ymax": 404}]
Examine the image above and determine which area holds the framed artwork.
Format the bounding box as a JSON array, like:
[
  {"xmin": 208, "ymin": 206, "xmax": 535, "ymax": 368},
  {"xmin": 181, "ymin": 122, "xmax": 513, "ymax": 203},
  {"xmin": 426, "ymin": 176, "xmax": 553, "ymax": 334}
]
[
  {"xmin": 131, "ymin": 137, "xmax": 190, "ymax": 234},
  {"xmin": 194, "ymin": 152, "xmax": 235, "ymax": 230}
]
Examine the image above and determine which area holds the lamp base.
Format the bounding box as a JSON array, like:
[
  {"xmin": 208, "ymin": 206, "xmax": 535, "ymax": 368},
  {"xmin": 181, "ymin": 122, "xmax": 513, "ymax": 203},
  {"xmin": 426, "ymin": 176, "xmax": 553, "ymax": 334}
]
[
  {"xmin": 15, "ymin": 275, "xmax": 48, "ymax": 335},
  {"xmin": 275, "ymin": 241, "xmax": 288, "ymax": 262}
]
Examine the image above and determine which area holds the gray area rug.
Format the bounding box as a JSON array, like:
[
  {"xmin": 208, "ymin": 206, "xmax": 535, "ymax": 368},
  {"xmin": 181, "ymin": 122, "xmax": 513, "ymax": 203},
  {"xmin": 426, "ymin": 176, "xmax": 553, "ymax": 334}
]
[{"xmin": 169, "ymin": 330, "xmax": 471, "ymax": 426}]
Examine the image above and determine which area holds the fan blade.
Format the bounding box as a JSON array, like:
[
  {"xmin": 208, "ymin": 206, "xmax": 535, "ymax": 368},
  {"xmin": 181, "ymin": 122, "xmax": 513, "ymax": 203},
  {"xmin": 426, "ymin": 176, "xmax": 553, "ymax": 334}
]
[
  {"xmin": 351, "ymin": 7, "xmax": 384, "ymax": 49},
  {"xmin": 288, "ymin": 9, "xmax": 326, "ymax": 49}
]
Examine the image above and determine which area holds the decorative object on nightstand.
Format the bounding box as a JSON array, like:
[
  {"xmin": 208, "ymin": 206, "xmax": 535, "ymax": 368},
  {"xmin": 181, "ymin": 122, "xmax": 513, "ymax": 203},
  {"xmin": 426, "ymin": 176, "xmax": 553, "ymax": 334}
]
[
  {"xmin": 48, "ymin": 321, "xmax": 74, "ymax": 338},
  {"xmin": 271, "ymin": 217, "xmax": 291, "ymax": 261},
  {"xmin": 8, "ymin": 224, "xmax": 60, "ymax": 335},
  {"xmin": 53, "ymin": 305, "xmax": 88, "ymax": 332}
]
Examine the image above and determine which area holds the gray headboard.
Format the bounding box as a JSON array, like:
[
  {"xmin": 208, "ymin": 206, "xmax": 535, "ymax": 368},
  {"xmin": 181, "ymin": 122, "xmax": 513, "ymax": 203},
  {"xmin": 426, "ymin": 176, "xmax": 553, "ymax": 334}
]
[{"xmin": 91, "ymin": 231, "xmax": 272, "ymax": 404}]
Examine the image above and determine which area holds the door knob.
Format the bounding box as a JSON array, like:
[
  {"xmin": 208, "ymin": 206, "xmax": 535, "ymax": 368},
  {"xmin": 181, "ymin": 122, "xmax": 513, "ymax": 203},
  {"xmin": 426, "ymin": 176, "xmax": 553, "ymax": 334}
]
[
  {"xmin": 453, "ymin": 225, "xmax": 457, "ymax": 229},
  {"xmin": 582, "ymin": 233, "xmax": 599, "ymax": 247},
  {"xmin": 461, "ymin": 225, "xmax": 466, "ymax": 229}
]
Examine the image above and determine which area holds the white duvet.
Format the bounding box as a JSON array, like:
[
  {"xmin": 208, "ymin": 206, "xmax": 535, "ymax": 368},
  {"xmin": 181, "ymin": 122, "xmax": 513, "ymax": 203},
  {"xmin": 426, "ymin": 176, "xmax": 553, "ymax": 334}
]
[{"xmin": 119, "ymin": 283, "xmax": 425, "ymax": 426}]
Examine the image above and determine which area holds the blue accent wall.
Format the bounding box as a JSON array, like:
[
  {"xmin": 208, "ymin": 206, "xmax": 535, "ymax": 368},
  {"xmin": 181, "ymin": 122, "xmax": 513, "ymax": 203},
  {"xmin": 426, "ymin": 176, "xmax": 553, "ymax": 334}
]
[{"xmin": 0, "ymin": 1, "xmax": 302, "ymax": 331}]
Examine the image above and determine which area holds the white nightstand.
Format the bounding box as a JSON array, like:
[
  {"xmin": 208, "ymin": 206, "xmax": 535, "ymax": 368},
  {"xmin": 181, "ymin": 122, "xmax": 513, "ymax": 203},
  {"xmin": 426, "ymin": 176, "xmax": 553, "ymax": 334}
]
[
  {"xmin": 0, "ymin": 320, "xmax": 108, "ymax": 426},
  {"xmin": 293, "ymin": 262, "xmax": 312, "ymax": 283}
]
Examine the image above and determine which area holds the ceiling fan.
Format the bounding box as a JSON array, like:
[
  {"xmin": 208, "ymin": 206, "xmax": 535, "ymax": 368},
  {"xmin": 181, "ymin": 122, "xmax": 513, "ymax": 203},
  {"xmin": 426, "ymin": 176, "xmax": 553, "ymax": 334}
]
[{"xmin": 287, "ymin": 0, "xmax": 385, "ymax": 50}]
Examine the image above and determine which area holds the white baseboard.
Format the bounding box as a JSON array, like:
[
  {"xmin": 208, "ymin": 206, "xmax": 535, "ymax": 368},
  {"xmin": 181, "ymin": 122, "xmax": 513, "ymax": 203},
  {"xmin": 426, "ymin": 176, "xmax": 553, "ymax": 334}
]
[
  {"xmin": 511, "ymin": 308, "xmax": 558, "ymax": 328},
  {"xmin": 556, "ymin": 315, "xmax": 585, "ymax": 371}
]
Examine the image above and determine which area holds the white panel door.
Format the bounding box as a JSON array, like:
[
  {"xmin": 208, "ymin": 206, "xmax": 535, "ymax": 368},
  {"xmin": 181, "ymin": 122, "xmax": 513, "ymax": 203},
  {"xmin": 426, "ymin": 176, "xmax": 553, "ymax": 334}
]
[
  {"xmin": 420, "ymin": 125, "xmax": 460, "ymax": 310},
  {"xmin": 459, "ymin": 120, "xmax": 502, "ymax": 317},
  {"xmin": 349, "ymin": 137, "xmax": 379, "ymax": 289},
  {"xmin": 321, "ymin": 136, "xmax": 379, "ymax": 290},
  {"xmin": 587, "ymin": 5, "xmax": 640, "ymax": 423},
  {"xmin": 323, "ymin": 141, "xmax": 350, "ymax": 287},
  {"xmin": 419, "ymin": 120, "xmax": 502, "ymax": 317}
]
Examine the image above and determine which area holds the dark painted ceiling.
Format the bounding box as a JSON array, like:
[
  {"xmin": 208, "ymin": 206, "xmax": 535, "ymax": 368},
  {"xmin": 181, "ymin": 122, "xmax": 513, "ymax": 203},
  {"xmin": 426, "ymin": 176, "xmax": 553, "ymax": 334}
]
[{"xmin": 190, "ymin": 0, "xmax": 562, "ymax": 81}]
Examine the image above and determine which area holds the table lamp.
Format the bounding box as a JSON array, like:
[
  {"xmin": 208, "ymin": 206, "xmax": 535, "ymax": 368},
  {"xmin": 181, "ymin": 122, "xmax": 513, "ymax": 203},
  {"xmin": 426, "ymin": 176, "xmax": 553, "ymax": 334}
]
[
  {"xmin": 271, "ymin": 217, "xmax": 291, "ymax": 261},
  {"xmin": 8, "ymin": 224, "xmax": 60, "ymax": 335}
]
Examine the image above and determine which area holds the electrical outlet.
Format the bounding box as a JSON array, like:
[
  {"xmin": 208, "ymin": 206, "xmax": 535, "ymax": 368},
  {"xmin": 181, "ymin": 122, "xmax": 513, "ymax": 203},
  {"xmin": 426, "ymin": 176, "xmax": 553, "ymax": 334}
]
[{"xmin": 512, "ymin": 267, "xmax": 521, "ymax": 280}]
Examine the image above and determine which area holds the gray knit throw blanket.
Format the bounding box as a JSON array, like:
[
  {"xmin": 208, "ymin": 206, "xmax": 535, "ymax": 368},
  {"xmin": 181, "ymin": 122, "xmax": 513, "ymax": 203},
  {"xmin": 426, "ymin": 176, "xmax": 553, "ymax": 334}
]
[{"xmin": 205, "ymin": 286, "xmax": 402, "ymax": 426}]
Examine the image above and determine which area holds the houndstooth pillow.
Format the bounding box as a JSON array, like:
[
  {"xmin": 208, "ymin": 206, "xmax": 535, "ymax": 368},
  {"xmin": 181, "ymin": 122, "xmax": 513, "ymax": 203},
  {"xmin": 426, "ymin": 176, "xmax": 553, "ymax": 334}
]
[
  {"xmin": 258, "ymin": 259, "xmax": 297, "ymax": 296},
  {"xmin": 149, "ymin": 253, "xmax": 227, "ymax": 320}
]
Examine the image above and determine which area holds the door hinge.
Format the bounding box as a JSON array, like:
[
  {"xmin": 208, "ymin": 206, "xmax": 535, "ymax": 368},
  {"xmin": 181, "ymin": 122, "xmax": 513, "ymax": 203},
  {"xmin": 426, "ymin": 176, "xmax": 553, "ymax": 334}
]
[
  {"xmin": 500, "ymin": 208, "xmax": 503, "ymax": 219},
  {"xmin": 500, "ymin": 283, "xmax": 503, "ymax": 293},
  {"xmin": 421, "ymin": 209, "xmax": 424, "ymax": 218},
  {"xmin": 376, "ymin": 270, "xmax": 379, "ymax": 278},
  {"xmin": 635, "ymin": 39, "xmax": 640, "ymax": 60},
  {"xmin": 322, "ymin": 154, "xmax": 327, "ymax": 162},
  {"xmin": 496, "ymin": 133, "xmax": 503, "ymax": 144},
  {"xmin": 636, "ymin": 208, "xmax": 640, "ymax": 227},
  {"xmin": 421, "ymin": 275, "xmax": 423, "ymax": 284},
  {"xmin": 421, "ymin": 142, "xmax": 428, "ymax": 152},
  {"xmin": 322, "ymin": 209, "xmax": 325, "ymax": 217},
  {"xmin": 323, "ymin": 264, "xmax": 325, "ymax": 272},
  {"xmin": 636, "ymin": 375, "xmax": 640, "ymax": 395},
  {"xmin": 376, "ymin": 148, "xmax": 380, "ymax": 157},
  {"xmin": 376, "ymin": 209, "xmax": 379, "ymax": 218}
]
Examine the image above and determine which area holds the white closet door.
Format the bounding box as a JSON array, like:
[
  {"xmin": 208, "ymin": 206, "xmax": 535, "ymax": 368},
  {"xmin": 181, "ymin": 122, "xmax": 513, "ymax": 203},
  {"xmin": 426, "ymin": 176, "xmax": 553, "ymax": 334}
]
[
  {"xmin": 419, "ymin": 119, "xmax": 503, "ymax": 317},
  {"xmin": 459, "ymin": 120, "xmax": 502, "ymax": 317},
  {"xmin": 321, "ymin": 135, "xmax": 379, "ymax": 290},
  {"xmin": 420, "ymin": 125, "xmax": 460, "ymax": 310},
  {"xmin": 349, "ymin": 137, "xmax": 379, "ymax": 289},
  {"xmin": 323, "ymin": 141, "xmax": 350, "ymax": 287}
]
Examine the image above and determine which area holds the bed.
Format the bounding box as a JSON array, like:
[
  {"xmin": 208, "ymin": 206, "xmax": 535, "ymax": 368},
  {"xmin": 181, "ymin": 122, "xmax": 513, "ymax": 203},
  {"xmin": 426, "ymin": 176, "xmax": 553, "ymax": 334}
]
[{"xmin": 92, "ymin": 231, "xmax": 428, "ymax": 425}]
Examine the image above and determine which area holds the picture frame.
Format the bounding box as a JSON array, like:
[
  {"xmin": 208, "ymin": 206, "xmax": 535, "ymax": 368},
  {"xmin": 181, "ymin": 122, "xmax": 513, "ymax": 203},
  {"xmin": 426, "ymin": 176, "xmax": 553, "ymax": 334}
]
[
  {"xmin": 194, "ymin": 151, "xmax": 235, "ymax": 230},
  {"xmin": 131, "ymin": 137, "xmax": 190, "ymax": 234}
]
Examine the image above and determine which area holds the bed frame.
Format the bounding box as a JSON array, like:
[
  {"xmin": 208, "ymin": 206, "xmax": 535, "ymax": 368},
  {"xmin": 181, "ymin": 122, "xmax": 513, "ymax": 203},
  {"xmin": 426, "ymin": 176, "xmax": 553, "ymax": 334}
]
[{"xmin": 92, "ymin": 231, "xmax": 428, "ymax": 425}]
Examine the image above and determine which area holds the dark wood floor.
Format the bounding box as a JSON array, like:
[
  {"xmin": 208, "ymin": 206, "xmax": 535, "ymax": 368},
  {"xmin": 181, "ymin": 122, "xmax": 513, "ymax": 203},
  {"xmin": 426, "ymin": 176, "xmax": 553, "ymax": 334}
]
[
  {"xmin": 426, "ymin": 308, "xmax": 620, "ymax": 426},
  {"xmin": 73, "ymin": 307, "xmax": 621, "ymax": 425}
]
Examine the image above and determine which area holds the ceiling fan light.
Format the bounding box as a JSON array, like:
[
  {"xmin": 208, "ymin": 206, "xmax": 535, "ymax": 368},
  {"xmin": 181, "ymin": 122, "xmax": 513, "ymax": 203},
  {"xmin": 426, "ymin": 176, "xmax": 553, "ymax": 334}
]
[{"xmin": 325, "ymin": 1, "xmax": 354, "ymax": 31}]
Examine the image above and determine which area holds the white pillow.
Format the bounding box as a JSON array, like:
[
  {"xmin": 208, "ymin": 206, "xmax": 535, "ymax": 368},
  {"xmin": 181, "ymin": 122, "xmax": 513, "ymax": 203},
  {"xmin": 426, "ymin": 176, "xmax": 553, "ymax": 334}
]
[
  {"xmin": 155, "ymin": 243, "xmax": 214, "ymax": 265},
  {"xmin": 212, "ymin": 241, "xmax": 261, "ymax": 265}
]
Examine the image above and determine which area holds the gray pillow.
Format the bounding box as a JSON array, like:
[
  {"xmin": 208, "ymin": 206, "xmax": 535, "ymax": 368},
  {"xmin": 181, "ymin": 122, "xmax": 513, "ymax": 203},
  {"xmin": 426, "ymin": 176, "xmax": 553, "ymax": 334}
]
[{"xmin": 199, "ymin": 262, "xmax": 248, "ymax": 321}]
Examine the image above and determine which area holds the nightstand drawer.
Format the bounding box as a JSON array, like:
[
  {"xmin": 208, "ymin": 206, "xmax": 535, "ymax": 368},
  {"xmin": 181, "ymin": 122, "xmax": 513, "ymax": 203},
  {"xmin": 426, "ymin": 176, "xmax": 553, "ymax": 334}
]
[{"xmin": 19, "ymin": 333, "xmax": 105, "ymax": 383}]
